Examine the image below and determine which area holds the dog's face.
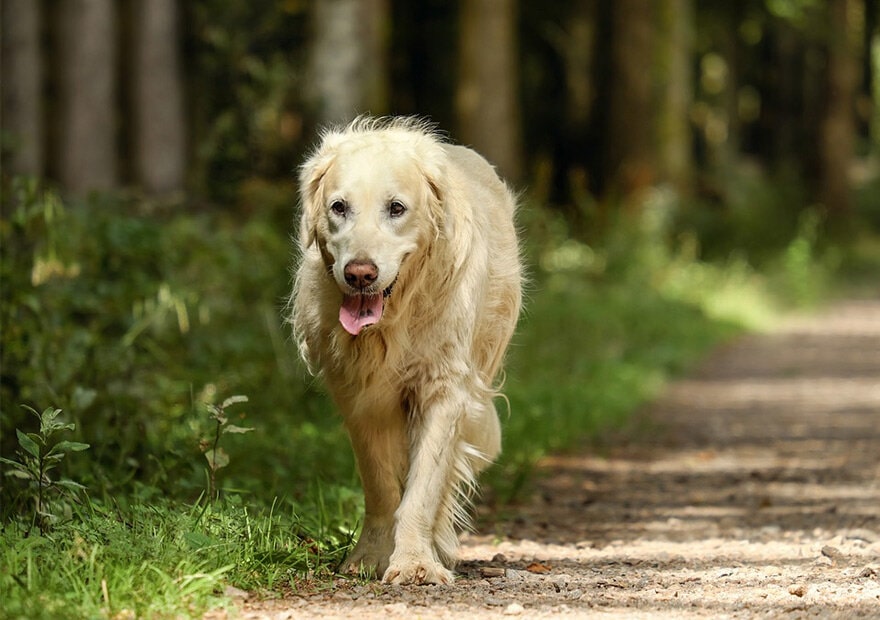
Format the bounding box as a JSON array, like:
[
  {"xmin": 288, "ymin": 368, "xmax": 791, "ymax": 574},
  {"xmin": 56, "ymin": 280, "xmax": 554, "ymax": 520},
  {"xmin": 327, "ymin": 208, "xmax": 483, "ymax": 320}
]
[{"xmin": 300, "ymin": 131, "xmax": 444, "ymax": 335}]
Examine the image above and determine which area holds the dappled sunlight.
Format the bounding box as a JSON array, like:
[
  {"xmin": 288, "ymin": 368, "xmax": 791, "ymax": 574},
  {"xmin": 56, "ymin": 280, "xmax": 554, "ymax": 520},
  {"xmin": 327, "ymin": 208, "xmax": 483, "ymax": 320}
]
[{"xmin": 455, "ymin": 298, "xmax": 880, "ymax": 617}]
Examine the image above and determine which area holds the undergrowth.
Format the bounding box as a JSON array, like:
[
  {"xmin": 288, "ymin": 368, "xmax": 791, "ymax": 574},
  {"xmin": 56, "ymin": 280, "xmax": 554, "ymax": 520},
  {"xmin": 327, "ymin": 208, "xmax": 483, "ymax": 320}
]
[
  {"xmin": 0, "ymin": 496, "xmax": 352, "ymax": 619},
  {"xmin": 1, "ymin": 175, "xmax": 869, "ymax": 617}
]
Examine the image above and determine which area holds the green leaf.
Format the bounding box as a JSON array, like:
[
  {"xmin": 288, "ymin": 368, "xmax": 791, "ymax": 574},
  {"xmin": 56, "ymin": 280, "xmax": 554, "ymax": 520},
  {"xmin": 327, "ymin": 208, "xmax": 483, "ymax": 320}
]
[
  {"xmin": 0, "ymin": 456, "xmax": 26, "ymax": 469},
  {"xmin": 48, "ymin": 441, "xmax": 90, "ymax": 455},
  {"xmin": 45, "ymin": 421, "xmax": 76, "ymax": 435},
  {"xmin": 16, "ymin": 430, "xmax": 40, "ymax": 458},
  {"xmin": 5, "ymin": 469, "xmax": 33, "ymax": 480},
  {"xmin": 222, "ymin": 424, "xmax": 254, "ymax": 435},
  {"xmin": 204, "ymin": 448, "xmax": 229, "ymax": 471},
  {"xmin": 43, "ymin": 453, "xmax": 65, "ymax": 465},
  {"xmin": 221, "ymin": 395, "xmax": 248, "ymax": 409},
  {"xmin": 55, "ymin": 479, "xmax": 87, "ymax": 491},
  {"xmin": 40, "ymin": 407, "xmax": 62, "ymax": 425}
]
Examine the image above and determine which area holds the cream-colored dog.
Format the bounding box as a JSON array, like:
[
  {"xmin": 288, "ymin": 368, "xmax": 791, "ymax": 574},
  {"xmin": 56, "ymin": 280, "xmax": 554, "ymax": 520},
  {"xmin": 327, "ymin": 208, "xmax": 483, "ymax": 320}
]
[{"xmin": 290, "ymin": 117, "xmax": 521, "ymax": 585}]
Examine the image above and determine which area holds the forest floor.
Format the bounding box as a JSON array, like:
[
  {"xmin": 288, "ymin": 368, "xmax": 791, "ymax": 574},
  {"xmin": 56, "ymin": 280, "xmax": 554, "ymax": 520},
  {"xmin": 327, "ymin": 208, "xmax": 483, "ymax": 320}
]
[{"xmin": 221, "ymin": 298, "xmax": 880, "ymax": 619}]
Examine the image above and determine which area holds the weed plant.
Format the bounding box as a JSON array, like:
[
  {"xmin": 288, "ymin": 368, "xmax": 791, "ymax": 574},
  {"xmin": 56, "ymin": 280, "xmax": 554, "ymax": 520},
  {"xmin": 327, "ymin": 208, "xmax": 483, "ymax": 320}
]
[{"xmin": 1, "ymin": 406, "xmax": 89, "ymax": 535}]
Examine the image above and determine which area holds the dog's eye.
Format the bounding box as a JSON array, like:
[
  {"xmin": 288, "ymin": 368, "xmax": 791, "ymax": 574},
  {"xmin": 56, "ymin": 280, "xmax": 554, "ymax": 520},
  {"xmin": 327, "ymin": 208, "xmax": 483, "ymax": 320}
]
[
  {"xmin": 329, "ymin": 200, "xmax": 348, "ymax": 217},
  {"xmin": 388, "ymin": 200, "xmax": 407, "ymax": 218}
]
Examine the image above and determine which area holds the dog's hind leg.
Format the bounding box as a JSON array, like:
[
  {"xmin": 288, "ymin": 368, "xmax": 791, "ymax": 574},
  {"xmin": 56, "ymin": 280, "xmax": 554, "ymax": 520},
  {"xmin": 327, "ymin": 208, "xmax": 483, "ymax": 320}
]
[
  {"xmin": 463, "ymin": 392, "xmax": 501, "ymax": 474},
  {"xmin": 428, "ymin": 392, "xmax": 500, "ymax": 564}
]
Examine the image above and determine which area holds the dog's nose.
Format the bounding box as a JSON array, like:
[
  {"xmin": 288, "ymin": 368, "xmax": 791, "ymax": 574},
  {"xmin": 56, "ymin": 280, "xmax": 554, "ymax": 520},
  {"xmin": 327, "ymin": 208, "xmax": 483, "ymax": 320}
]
[{"xmin": 344, "ymin": 259, "xmax": 379, "ymax": 289}]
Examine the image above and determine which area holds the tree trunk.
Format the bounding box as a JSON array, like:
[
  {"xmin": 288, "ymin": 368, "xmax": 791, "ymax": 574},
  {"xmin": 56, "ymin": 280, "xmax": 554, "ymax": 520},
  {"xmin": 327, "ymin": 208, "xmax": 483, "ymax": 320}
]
[
  {"xmin": 130, "ymin": 0, "xmax": 187, "ymax": 195},
  {"xmin": 872, "ymin": 3, "xmax": 880, "ymax": 151},
  {"xmin": 606, "ymin": 0, "xmax": 655, "ymax": 198},
  {"xmin": 56, "ymin": 0, "xmax": 118, "ymax": 194},
  {"xmin": 307, "ymin": 0, "xmax": 390, "ymax": 125},
  {"xmin": 655, "ymin": 0, "xmax": 694, "ymax": 195},
  {"xmin": 456, "ymin": 0, "xmax": 523, "ymax": 182},
  {"xmin": 551, "ymin": 0, "xmax": 598, "ymax": 206},
  {"xmin": 819, "ymin": 0, "xmax": 861, "ymax": 214},
  {"xmin": 1, "ymin": 0, "xmax": 44, "ymax": 177}
]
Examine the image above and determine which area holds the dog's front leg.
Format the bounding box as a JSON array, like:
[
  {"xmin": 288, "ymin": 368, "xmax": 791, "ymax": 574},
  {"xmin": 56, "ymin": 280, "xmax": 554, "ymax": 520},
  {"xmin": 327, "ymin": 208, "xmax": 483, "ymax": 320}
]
[
  {"xmin": 383, "ymin": 384, "xmax": 466, "ymax": 585},
  {"xmin": 342, "ymin": 409, "xmax": 408, "ymax": 578}
]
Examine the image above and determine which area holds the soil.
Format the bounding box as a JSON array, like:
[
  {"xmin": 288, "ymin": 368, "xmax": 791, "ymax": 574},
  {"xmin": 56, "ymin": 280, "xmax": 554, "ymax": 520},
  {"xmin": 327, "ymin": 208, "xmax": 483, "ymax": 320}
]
[{"xmin": 224, "ymin": 299, "xmax": 880, "ymax": 618}]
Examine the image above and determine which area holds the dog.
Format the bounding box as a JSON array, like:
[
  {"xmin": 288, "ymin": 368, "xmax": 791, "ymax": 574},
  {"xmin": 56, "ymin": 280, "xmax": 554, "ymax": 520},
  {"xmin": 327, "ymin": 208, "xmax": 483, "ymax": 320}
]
[{"xmin": 290, "ymin": 117, "xmax": 522, "ymax": 585}]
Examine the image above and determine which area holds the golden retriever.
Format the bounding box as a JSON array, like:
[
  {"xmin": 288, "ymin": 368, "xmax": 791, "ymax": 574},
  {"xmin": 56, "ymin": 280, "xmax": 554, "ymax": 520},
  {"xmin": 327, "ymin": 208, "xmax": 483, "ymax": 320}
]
[{"xmin": 290, "ymin": 117, "xmax": 522, "ymax": 585}]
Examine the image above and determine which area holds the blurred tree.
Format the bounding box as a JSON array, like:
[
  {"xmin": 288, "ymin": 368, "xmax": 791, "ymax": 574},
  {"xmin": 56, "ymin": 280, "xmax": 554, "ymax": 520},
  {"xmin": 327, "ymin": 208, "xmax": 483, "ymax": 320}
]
[
  {"xmin": 389, "ymin": 0, "xmax": 457, "ymax": 127},
  {"xmin": 55, "ymin": 0, "xmax": 118, "ymax": 193},
  {"xmin": 866, "ymin": 0, "xmax": 879, "ymax": 149},
  {"xmin": 819, "ymin": 0, "xmax": 862, "ymax": 214},
  {"xmin": 0, "ymin": 0, "xmax": 873, "ymax": 219},
  {"xmin": 306, "ymin": 0, "xmax": 390, "ymax": 124},
  {"xmin": 691, "ymin": 1, "xmax": 748, "ymax": 194},
  {"xmin": 186, "ymin": 1, "xmax": 308, "ymax": 203},
  {"xmin": 762, "ymin": 15, "xmax": 803, "ymax": 171},
  {"xmin": 1, "ymin": 0, "xmax": 43, "ymax": 178},
  {"xmin": 656, "ymin": 0, "xmax": 695, "ymax": 195},
  {"xmin": 606, "ymin": 0, "xmax": 656, "ymax": 198},
  {"xmin": 551, "ymin": 0, "xmax": 600, "ymax": 207},
  {"xmin": 456, "ymin": 0, "xmax": 523, "ymax": 182},
  {"xmin": 130, "ymin": 0, "xmax": 187, "ymax": 195}
]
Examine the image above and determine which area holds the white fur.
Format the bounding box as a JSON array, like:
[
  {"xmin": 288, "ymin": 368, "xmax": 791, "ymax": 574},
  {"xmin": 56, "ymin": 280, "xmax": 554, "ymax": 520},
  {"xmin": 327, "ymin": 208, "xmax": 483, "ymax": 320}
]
[{"xmin": 290, "ymin": 117, "xmax": 522, "ymax": 585}]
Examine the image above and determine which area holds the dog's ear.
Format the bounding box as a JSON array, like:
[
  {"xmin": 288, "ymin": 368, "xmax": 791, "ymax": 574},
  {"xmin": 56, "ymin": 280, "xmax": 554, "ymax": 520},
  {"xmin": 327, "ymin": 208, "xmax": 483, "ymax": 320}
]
[
  {"xmin": 417, "ymin": 149, "xmax": 448, "ymax": 239},
  {"xmin": 297, "ymin": 131, "xmax": 343, "ymax": 249}
]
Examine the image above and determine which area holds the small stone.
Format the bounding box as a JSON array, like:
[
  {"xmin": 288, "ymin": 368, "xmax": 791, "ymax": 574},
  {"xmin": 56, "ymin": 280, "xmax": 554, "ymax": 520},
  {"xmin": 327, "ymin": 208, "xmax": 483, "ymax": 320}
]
[
  {"xmin": 821, "ymin": 545, "xmax": 844, "ymax": 563},
  {"xmin": 789, "ymin": 585, "xmax": 807, "ymax": 598},
  {"xmin": 384, "ymin": 602, "xmax": 408, "ymax": 614},
  {"xmin": 480, "ymin": 567, "xmax": 506, "ymax": 578},
  {"xmin": 504, "ymin": 602, "xmax": 525, "ymax": 615}
]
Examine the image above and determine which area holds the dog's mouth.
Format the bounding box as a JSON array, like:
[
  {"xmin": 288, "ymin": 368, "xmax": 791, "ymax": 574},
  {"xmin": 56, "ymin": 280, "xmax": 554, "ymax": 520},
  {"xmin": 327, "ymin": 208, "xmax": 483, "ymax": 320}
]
[{"xmin": 338, "ymin": 281, "xmax": 396, "ymax": 336}]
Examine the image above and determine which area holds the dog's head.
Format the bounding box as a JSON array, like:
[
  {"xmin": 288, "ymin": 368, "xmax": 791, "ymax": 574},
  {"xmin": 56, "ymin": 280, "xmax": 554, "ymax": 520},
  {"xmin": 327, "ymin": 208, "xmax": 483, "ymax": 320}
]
[{"xmin": 298, "ymin": 118, "xmax": 445, "ymax": 335}]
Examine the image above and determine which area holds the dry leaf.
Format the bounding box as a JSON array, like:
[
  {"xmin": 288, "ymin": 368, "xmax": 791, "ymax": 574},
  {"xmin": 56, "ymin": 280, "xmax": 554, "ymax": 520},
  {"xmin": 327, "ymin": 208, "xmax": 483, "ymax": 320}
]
[{"xmin": 525, "ymin": 562, "xmax": 552, "ymax": 574}]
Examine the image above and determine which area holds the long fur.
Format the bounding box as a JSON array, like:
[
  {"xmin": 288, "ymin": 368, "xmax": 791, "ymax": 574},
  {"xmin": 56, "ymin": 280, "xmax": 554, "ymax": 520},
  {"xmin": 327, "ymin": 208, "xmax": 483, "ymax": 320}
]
[{"xmin": 289, "ymin": 116, "xmax": 522, "ymax": 584}]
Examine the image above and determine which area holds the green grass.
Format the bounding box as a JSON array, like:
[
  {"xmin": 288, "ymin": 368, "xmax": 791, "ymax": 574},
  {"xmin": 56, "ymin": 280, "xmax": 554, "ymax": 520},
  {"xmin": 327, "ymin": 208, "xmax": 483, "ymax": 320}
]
[
  {"xmin": 2, "ymin": 176, "xmax": 870, "ymax": 617},
  {"xmin": 0, "ymin": 496, "xmax": 353, "ymax": 620}
]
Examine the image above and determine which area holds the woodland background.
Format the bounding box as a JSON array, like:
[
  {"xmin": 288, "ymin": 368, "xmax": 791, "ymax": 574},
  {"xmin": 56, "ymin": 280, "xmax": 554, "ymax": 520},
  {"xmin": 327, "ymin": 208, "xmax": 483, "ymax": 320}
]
[
  {"xmin": 0, "ymin": 1, "xmax": 879, "ymax": 616},
  {"xmin": 2, "ymin": 0, "xmax": 878, "ymax": 215}
]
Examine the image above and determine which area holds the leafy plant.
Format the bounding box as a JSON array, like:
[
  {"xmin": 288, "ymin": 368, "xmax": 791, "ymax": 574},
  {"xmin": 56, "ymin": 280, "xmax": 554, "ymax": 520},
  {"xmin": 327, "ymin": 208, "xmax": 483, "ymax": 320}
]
[
  {"xmin": 200, "ymin": 395, "xmax": 254, "ymax": 502},
  {"xmin": 1, "ymin": 406, "xmax": 90, "ymax": 534}
]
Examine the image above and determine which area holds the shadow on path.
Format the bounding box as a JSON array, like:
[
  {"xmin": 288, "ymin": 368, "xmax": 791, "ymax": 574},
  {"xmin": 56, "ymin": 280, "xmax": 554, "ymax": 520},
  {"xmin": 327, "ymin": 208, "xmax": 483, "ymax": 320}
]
[
  {"xmin": 457, "ymin": 299, "xmax": 880, "ymax": 616},
  {"xmin": 493, "ymin": 300, "xmax": 880, "ymax": 546}
]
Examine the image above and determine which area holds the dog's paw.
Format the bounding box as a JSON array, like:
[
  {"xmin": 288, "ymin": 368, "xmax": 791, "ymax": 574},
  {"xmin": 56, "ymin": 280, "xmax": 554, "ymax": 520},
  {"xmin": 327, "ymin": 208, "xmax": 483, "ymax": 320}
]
[
  {"xmin": 382, "ymin": 559, "xmax": 454, "ymax": 585},
  {"xmin": 341, "ymin": 522, "xmax": 395, "ymax": 579},
  {"xmin": 341, "ymin": 547, "xmax": 390, "ymax": 580},
  {"xmin": 341, "ymin": 531, "xmax": 394, "ymax": 579}
]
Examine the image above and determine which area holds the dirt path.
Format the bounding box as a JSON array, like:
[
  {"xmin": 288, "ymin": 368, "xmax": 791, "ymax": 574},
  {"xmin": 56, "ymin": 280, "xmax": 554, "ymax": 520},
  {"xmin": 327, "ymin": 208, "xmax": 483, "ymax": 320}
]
[{"xmin": 234, "ymin": 299, "xmax": 880, "ymax": 619}]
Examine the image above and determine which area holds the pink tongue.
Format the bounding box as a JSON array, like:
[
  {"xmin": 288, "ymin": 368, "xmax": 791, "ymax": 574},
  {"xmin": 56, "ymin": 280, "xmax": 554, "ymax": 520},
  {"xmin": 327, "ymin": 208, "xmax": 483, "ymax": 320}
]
[{"xmin": 339, "ymin": 293, "xmax": 384, "ymax": 335}]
